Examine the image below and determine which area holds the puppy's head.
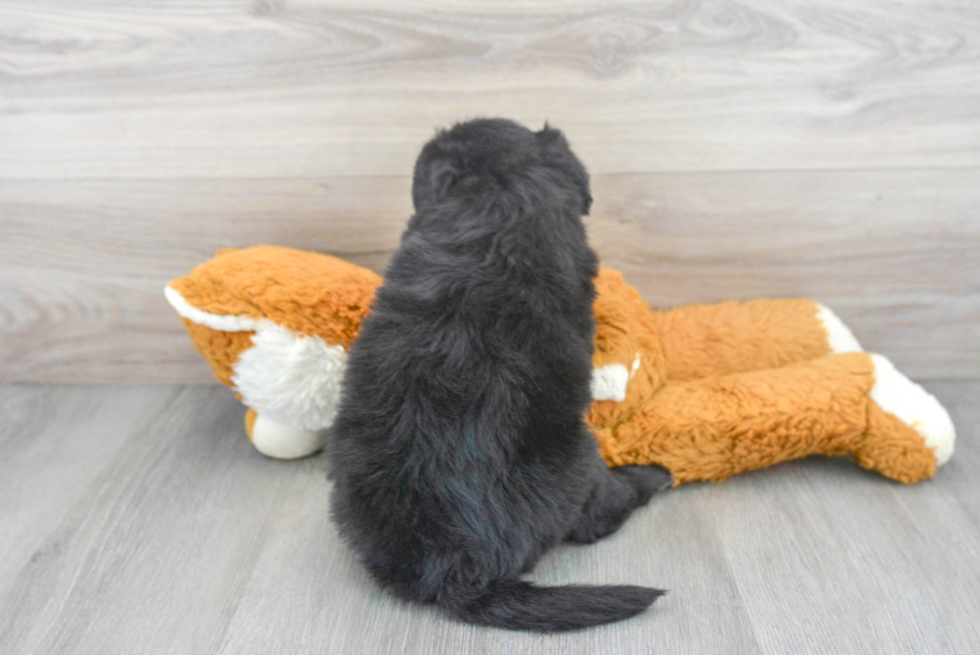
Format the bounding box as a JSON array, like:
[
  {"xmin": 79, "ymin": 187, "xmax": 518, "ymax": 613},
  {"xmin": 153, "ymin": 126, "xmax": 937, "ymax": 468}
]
[{"xmin": 412, "ymin": 118, "xmax": 592, "ymax": 216}]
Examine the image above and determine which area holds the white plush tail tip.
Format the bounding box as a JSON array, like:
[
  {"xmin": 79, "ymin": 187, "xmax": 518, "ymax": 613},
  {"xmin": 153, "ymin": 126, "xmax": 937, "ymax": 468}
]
[
  {"xmin": 815, "ymin": 303, "xmax": 863, "ymax": 353},
  {"xmin": 869, "ymin": 354, "xmax": 956, "ymax": 466}
]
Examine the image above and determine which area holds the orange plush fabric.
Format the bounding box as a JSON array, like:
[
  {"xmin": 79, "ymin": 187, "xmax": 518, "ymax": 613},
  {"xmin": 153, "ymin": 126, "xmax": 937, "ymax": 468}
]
[
  {"xmin": 586, "ymin": 270, "xmax": 938, "ymax": 484},
  {"xmin": 179, "ymin": 320, "xmax": 254, "ymax": 387},
  {"xmin": 168, "ymin": 246, "xmax": 381, "ymax": 386},
  {"xmin": 590, "ymin": 353, "xmax": 935, "ymax": 484},
  {"xmin": 168, "ymin": 246, "xmax": 945, "ymax": 485},
  {"xmin": 649, "ymin": 298, "xmax": 832, "ymax": 381},
  {"xmin": 169, "ymin": 245, "xmax": 381, "ymax": 346}
]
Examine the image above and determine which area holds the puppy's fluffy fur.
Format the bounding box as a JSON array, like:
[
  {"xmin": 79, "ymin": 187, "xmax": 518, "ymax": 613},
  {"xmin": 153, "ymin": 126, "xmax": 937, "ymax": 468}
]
[{"xmin": 327, "ymin": 118, "xmax": 670, "ymax": 632}]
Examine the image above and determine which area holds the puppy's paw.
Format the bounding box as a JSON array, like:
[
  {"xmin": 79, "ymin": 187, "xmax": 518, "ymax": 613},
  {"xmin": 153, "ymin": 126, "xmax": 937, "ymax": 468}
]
[{"xmin": 613, "ymin": 464, "xmax": 674, "ymax": 505}]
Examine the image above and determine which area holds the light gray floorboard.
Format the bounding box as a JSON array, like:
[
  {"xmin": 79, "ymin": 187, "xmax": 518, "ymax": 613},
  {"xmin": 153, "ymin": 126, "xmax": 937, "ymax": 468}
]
[
  {"xmin": 1, "ymin": 381, "xmax": 977, "ymax": 654},
  {"xmin": 0, "ymin": 386, "xmax": 179, "ymax": 586}
]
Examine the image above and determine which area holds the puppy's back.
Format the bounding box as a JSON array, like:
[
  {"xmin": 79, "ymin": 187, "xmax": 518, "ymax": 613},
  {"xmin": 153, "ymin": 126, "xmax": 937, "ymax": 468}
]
[{"xmin": 328, "ymin": 118, "xmax": 662, "ymax": 632}]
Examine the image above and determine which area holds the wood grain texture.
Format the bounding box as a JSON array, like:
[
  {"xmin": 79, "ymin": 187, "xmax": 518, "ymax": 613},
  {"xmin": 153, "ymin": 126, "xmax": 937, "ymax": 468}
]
[
  {"xmin": 1, "ymin": 0, "xmax": 978, "ymax": 382},
  {"xmin": 1, "ymin": 0, "xmax": 979, "ymax": 178},
  {"xmin": 2, "ymin": 170, "xmax": 977, "ymax": 382},
  {"xmin": 0, "ymin": 385, "xmax": 179, "ymax": 586},
  {"xmin": 0, "ymin": 381, "xmax": 977, "ymax": 654}
]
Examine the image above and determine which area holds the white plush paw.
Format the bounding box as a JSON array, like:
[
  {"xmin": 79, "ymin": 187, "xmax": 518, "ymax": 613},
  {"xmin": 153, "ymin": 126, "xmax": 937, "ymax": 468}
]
[
  {"xmin": 249, "ymin": 414, "xmax": 326, "ymax": 459},
  {"xmin": 815, "ymin": 303, "xmax": 863, "ymax": 353},
  {"xmin": 870, "ymin": 354, "xmax": 955, "ymax": 466},
  {"xmin": 591, "ymin": 356, "xmax": 641, "ymax": 402}
]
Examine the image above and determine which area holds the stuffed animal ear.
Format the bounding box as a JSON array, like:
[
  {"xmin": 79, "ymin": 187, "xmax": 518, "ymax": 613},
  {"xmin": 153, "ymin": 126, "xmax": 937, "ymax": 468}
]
[
  {"xmin": 536, "ymin": 123, "xmax": 565, "ymax": 147},
  {"xmin": 412, "ymin": 154, "xmax": 458, "ymax": 211}
]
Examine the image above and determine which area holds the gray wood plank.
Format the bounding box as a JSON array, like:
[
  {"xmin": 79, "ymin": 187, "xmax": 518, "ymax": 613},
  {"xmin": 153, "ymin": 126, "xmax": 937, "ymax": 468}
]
[
  {"xmin": 3, "ymin": 170, "xmax": 977, "ymax": 382},
  {"xmin": 712, "ymin": 456, "xmax": 980, "ymax": 653},
  {"xmin": 212, "ymin": 478, "xmax": 763, "ymax": 655},
  {"xmin": 0, "ymin": 385, "xmax": 178, "ymax": 585},
  {"xmin": 0, "ymin": 386, "xmax": 289, "ymax": 654},
  {"xmin": 0, "ymin": 381, "xmax": 977, "ymax": 653},
  {"xmin": 718, "ymin": 379, "xmax": 980, "ymax": 654},
  {"xmin": 1, "ymin": 1, "xmax": 979, "ymax": 178},
  {"xmin": 937, "ymin": 382, "xmax": 980, "ymax": 532}
]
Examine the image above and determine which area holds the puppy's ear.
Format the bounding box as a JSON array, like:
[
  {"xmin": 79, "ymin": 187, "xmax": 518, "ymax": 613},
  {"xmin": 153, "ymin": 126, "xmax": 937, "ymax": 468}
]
[
  {"xmin": 536, "ymin": 123, "xmax": 566, "ymax": 148},
  {"xmin": 538, "ymin": 123, "xmax": 592, "ymax": 216},
  {"xmin": 412, "ymin": 155, "xmax": 458, "ymax": 211}
]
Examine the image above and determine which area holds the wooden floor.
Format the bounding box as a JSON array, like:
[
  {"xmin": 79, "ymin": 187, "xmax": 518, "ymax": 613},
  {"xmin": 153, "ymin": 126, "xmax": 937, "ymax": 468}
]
[{"xmin": 1, "ymin": 381, "xmax": 977, "ymax": 654}]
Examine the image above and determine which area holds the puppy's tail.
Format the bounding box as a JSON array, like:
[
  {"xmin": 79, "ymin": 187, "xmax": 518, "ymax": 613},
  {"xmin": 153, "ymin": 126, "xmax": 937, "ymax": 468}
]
[{"xmin": 441, "ymin": 579, "xmax": 664, "ymax": 632}]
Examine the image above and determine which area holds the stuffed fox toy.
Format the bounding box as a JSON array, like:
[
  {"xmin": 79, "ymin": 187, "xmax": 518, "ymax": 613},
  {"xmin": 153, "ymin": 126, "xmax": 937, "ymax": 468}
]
[{"xmin": 166, "ymin": 245, "xmax": 955, "ymax": 485}]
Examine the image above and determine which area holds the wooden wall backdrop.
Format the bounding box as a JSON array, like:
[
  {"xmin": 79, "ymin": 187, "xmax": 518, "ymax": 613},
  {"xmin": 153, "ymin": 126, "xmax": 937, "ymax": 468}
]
[{"xmin": 1, "ymin": 0, "xmax": 978, "ymax": 383}]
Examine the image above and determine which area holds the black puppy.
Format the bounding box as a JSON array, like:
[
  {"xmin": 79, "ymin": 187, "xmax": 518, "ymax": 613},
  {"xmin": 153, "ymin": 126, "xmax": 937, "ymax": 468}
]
[{"xmin": 327, "ymin": 118, "xmax": 671, "ymax": 632}]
